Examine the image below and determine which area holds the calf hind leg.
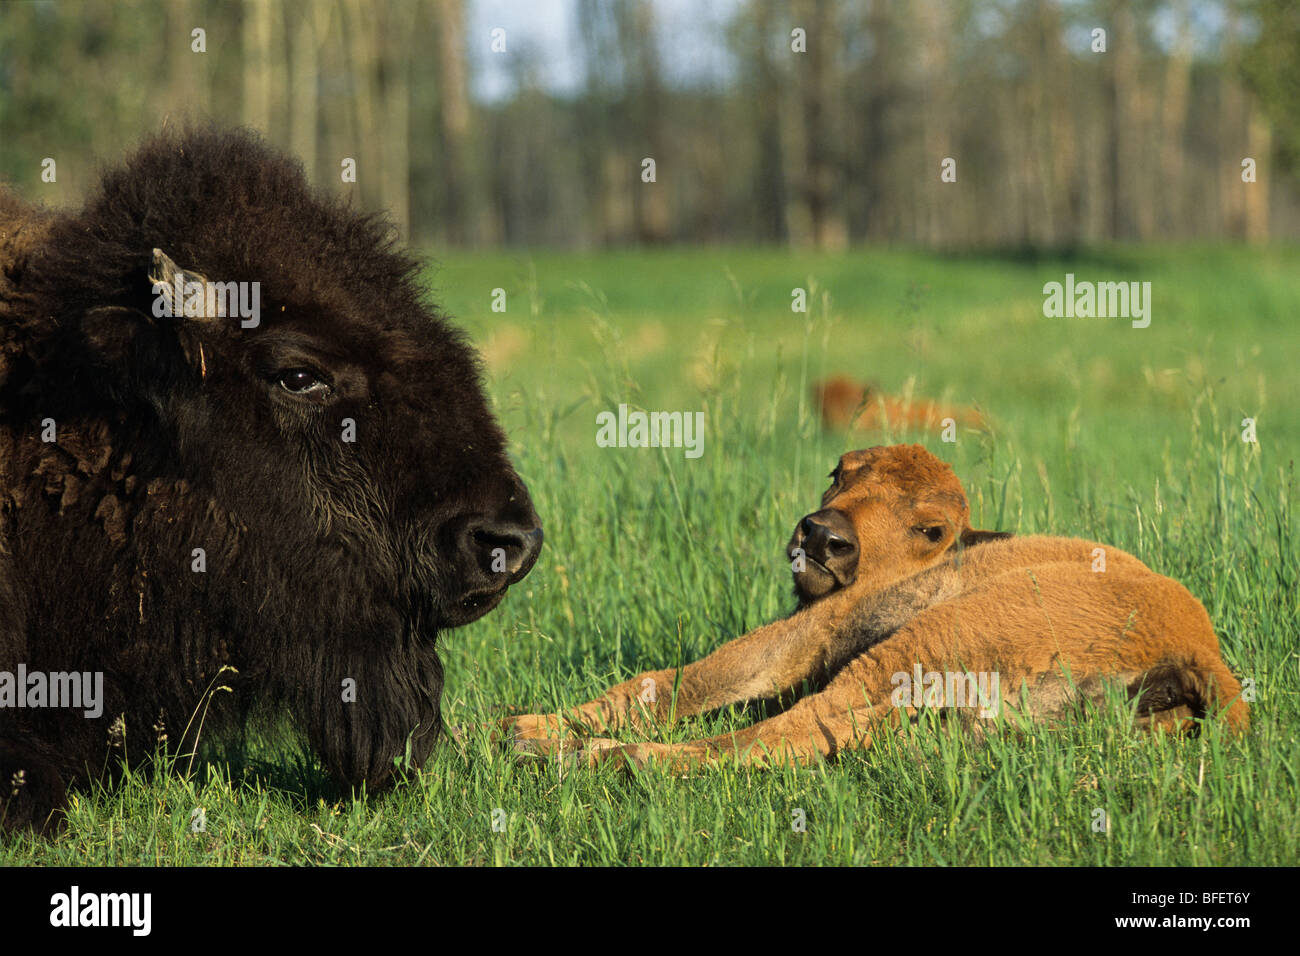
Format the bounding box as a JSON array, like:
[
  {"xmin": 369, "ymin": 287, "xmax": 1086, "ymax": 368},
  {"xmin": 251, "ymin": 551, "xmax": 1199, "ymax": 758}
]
[{"xmin": 1017, "ymin": 659, "xmax": 1240, "ymax": 734}]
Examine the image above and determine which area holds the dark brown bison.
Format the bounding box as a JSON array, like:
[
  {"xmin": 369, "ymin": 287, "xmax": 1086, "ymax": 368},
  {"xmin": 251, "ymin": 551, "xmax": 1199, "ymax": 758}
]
[{"xmin": 0, "ymin": 128, "xmax": 542, "ymax": 834}]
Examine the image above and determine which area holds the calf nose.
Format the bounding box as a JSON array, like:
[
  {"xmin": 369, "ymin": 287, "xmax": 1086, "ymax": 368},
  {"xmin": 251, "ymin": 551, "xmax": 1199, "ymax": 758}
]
[
  {"xmin": 798, "ymin": 510, "xmax": 859, "ymax": 578},
  {"xmin": 464, "ymin": 517, "xmax": 544, "ymax": 583}
]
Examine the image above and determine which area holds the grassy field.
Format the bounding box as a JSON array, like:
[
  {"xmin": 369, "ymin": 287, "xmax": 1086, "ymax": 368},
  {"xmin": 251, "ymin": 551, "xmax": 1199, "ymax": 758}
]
[{"xmin": 4, "ymin": 245, "xmax": 1298, "ymax": 865}]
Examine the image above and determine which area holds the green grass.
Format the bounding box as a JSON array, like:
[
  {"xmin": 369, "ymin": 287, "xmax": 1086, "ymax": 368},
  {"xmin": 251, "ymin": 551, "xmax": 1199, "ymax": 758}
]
[{"xmin": 4, "ymin": 245, "xmax": 1298, "ymax": 865}]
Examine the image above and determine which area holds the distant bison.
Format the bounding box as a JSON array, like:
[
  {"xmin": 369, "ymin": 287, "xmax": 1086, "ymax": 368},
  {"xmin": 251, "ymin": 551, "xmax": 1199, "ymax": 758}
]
[
  {"xmin": 0, "ymin": 128, "xmax": 542, "ymax": 833},
  {"xmin": 813, "ymin": 376, "xmax": 984, "ymax": 433}
]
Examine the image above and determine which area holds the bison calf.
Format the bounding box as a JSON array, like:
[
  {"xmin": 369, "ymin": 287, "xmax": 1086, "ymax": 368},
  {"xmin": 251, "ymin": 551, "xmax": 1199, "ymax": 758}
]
[
  {"xmin": 0, "ymin": 128, "xmax": 541, "ymax": 834},
  {"xmin": 506, "ymin": 445, "xmax": 1245, "ymax": 770}
]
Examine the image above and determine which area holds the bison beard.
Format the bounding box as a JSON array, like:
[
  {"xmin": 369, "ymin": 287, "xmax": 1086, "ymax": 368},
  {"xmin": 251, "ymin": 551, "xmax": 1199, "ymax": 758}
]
[{"xmin": 0, "ymin": 128, "xmax": 542, "ymax": 834}]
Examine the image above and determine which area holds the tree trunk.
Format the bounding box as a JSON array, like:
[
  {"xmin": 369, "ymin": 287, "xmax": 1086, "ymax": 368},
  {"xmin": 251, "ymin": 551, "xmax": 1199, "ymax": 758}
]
[
  {"xmin": 342, "ymin": 0, "xmax": 380, "ymax": 218},
  {"xmin": 917, "ymin": 0, "xmax": 952, "ymax": 247},
  {"xmin": 243, "ymin": 0, "xmax": 275, "ymax": 133},
  {"xmin": 1245, "ymin": 106, "xmax": 1272, "ymax": 242},
  {"xmin": 433, "ymin": 0, "xmax": 477, "ymax": 244},
  {"xmin": 380, "ymin": 2, "xmax": 415, "ymax": 241},
  {"xmin": 290, "ymin": 0, "xmax": 329, "ymax": 185},
  {"xmin": 1160, "ymin": 0, "xmax": 1193, "ymax": 236}
]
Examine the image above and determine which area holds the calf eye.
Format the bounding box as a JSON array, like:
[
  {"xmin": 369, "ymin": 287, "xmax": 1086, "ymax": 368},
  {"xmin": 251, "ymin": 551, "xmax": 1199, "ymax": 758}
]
[
  {"xmin": 915, "ymin": 525, "xmax": 945, "ymax": 543},
  {"xmin": 277, "ymin": 368, "xmax": 331, "ymax": 397}
]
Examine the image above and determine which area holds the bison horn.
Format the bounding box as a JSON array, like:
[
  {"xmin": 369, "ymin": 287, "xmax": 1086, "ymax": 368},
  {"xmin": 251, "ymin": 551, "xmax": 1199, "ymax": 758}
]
[{"xmin": 148, "ymin": 247, "xmax": 227, "ymax": 322}]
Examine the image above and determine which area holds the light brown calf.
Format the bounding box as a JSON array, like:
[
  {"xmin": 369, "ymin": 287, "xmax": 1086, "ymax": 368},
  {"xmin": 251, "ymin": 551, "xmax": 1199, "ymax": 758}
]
[
  {"xmin": 505, "ymin": 445, "xmax": 1247, "ymax": 771},
  {"xmin": 813, "ymin": 377, "xmax": 984, "ymax": 432}
]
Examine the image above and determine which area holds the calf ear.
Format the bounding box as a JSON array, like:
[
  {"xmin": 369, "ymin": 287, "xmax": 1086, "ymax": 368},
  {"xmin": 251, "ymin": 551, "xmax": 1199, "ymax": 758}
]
[{"xmin": 960, "ymin": 528, "xmax": 1012, "ymax": 548}]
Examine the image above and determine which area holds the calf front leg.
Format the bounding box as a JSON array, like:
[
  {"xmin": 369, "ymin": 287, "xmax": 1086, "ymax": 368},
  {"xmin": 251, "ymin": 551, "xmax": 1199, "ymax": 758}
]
[
  {"xmin": 581, "ymin": 564, "xmax": 1246, "ymax": 771},
  {"xmin": 505, "ymin": 563, "xmax": 966, "ymax": 748}
]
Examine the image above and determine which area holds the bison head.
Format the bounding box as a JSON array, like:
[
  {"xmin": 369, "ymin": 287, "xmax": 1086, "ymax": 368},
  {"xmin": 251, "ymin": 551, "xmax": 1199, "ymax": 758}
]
[
  {"xmin": 24, "ymin": 128, "xmax": 541, "ymax": 629},
  {"xmin": 1, "ymin": 127, "xmax": 541, "ymax": 790},
  {"xmin": 786, "ymin": 444, "xmax": 1007, "ymax": 606}
]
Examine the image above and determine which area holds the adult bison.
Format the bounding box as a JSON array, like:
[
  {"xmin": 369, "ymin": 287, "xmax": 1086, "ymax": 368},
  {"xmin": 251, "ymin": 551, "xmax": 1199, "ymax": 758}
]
[{"xmin": 0, "ymin": 128, "xmax": 542, "ymax": 834}]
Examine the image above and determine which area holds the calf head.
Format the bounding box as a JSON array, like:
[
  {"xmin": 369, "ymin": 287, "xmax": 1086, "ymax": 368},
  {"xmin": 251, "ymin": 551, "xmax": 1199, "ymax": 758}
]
[{"xmin": 787, "ymin": 444, "xmax": 1007, "ymax": 607}]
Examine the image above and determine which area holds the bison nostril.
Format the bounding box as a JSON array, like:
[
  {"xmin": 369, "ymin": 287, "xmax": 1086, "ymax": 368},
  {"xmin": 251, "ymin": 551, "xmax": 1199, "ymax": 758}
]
[
  {"xmin": 794, "ymin": 510, "xmax": 859, "ymax": 580},
  {"xmin": 466, "ymin": 521, "xmax": 544, "ymax": 581},
  {"xmin": 827, "ymin": 536, "xmax": 854, "ymax": 555}
]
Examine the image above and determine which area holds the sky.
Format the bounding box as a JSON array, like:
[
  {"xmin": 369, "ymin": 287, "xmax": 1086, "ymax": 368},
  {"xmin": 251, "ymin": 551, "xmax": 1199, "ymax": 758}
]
[
  {"xmin": 464, "ymin": 0, "xmax": 1246, "ymax": 103},
  {"xmin": 467, "ymin": 0, "xmax": 741, "ymax": 101}
]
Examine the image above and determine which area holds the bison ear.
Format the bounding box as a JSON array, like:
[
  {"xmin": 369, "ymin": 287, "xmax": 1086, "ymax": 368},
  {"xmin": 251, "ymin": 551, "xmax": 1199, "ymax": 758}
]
[
  {"xmin": 959, "ymin": 528, "xmax": 1012, "ymax": 548},
  {"xmin": 83, "ymin": 302, "xmax": 209, "ymax": 382},
  {"xmin": 148, "ymin": 248, "xmax": 226, "ymax": 321}
]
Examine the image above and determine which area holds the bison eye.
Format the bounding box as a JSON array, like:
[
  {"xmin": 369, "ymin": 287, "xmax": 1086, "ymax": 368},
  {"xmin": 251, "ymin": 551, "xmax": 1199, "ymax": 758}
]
[
  {"xmin": 277, "ymin": 367, "xmax": 331, "ymax": 397},
  {"xmin": 915, "ymin": 525, "xmax": 946, "ymax": 543}
]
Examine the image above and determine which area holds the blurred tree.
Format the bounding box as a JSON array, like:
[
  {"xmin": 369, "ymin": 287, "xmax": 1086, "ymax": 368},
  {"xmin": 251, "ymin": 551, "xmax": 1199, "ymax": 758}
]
[
  {"xmin": 784, "ymin": 0, "xmax": 847, "ymax": 250},
  {"xmin": 242, "ymin": 0, "xmax": 277, "ymax": 134},
  {"xmin": 2, "ymin": 0, "xmax": 1300, "ymax": 248},
  {"xmin": 1242, "ymin": 0, "xmax": 1300, "ymax": 170},
  {"xmin": 432, "ymin": 0, "xmax": 480, "ymax": 244},
  {"xmin": 1240, "ymin": 0, "xmax": 1299, "ymax": 242},
  {"xmin": 289, "ymin": 0, "xmax": 330, "ymax": 185}
]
